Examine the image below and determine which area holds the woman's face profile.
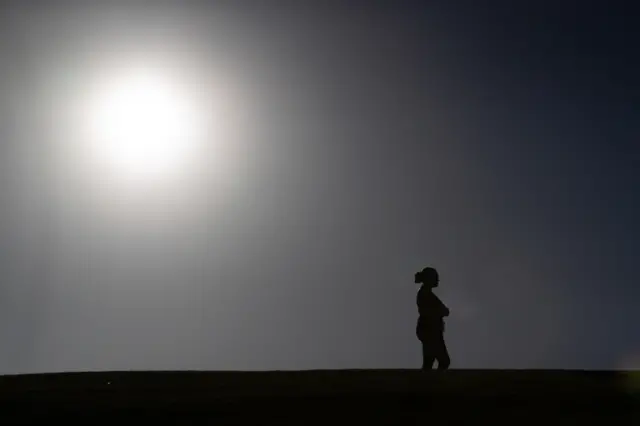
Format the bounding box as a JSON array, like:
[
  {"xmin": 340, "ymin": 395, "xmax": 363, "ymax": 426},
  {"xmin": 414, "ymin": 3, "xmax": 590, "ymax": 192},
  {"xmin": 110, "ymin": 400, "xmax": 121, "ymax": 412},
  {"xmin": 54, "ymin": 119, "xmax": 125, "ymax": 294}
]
[
  {"xmin": 429, "ymin": 273, "xmax": 440, "ymax": 287},
  {"xmin": 424, "ymin": 270, "xmax": 439, "ymax": 287}
]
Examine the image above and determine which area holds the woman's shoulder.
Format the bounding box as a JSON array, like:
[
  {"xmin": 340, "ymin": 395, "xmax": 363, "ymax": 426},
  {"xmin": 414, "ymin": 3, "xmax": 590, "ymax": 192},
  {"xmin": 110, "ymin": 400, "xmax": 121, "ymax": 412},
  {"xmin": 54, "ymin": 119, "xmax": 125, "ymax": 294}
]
[{"xmin": 417, "ymin": 286, "xmax": 434, "ymax": 301}]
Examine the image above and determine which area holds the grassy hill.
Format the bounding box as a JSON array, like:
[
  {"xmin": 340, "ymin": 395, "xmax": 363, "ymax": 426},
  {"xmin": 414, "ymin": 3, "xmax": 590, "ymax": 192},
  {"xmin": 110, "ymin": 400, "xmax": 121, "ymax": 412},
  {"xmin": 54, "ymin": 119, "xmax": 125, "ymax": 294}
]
[{"xmin": 1, "ymin": 369, "xmax": 638, "ymax": 423}]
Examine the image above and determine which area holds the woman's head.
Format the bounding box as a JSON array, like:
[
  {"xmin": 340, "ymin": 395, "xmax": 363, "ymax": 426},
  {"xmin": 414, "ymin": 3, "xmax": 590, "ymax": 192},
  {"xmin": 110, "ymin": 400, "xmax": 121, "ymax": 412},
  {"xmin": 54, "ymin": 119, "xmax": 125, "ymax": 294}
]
[{"xmin": 415, "ymin": 267, "xmax": 439, "ymax": 287}]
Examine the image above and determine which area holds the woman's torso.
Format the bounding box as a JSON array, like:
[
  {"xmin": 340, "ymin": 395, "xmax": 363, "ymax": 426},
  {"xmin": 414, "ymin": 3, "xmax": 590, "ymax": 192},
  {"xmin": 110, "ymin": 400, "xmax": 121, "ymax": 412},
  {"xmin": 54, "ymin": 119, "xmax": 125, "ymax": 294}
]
[{"xmin": 416, "ymin": 286, "xmax": 445, "ymax": 334}]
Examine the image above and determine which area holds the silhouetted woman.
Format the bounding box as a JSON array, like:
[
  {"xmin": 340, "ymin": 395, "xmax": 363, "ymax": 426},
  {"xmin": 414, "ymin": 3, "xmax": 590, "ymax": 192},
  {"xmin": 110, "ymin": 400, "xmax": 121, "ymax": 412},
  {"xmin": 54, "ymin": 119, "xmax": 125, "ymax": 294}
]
[{"xmin": 415, "ymin": 267, "xmax": 450, "ymax": 370}]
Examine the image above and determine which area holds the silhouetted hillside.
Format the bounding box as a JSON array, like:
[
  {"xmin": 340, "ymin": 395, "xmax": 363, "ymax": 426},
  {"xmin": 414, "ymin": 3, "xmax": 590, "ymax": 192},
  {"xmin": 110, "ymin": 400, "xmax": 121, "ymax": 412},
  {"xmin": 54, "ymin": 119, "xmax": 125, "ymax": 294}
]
[{"xmin": 1, "ymin": 369, "xmax": 638, "ymax": 423}]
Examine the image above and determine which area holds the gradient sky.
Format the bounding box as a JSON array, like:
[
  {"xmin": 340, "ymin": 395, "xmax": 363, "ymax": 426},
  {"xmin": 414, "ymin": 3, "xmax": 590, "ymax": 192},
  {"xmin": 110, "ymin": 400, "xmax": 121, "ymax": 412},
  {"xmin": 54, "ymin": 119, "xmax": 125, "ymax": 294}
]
[{"xmin": 0, "ymin": 1, "xmax": 638, "ymax": 374}]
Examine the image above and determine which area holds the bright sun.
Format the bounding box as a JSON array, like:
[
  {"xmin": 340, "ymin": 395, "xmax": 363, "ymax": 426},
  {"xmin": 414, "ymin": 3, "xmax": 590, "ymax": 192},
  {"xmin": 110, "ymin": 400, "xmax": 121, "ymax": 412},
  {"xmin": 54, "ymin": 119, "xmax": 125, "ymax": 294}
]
[{"xmin": 81, "ymin": 66, "xmax": 204, "ymax": 181}]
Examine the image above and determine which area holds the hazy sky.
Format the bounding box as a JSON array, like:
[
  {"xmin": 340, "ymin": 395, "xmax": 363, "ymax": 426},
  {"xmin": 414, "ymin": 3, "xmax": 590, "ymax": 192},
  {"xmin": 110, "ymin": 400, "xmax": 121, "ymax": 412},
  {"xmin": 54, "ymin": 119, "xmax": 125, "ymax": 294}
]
[{"xmin": 0, "ymin": 1, "xmax": 638, "ymax": 374}]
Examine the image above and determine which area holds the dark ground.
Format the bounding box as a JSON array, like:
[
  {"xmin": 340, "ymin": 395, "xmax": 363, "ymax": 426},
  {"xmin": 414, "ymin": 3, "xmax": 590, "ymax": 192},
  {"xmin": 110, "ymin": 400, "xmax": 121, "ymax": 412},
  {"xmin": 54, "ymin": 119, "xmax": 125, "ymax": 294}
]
[{"xmin": 0, "ymin": 369, "xmax": 638, "ymax": 424}]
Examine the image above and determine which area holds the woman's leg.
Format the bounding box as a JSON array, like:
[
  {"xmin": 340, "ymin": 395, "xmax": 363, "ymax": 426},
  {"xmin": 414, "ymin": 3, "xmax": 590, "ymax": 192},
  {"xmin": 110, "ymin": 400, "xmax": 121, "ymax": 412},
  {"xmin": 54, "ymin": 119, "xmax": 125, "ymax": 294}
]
[
  {"xmin": 421, "ymin": 340, "xmax": 436, "ymax": 370},
  {"xmin": 434, "ymin": 332, "xmax": 451, "ymax": 370}
]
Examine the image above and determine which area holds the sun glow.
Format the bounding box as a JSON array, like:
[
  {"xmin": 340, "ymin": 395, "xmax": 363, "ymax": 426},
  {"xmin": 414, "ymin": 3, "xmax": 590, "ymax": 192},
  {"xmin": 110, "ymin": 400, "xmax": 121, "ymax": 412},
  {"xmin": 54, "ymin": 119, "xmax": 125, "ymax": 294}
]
[{"xmin": 79, "ymin": 65, "xmax": 205, "ymax": 181}]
